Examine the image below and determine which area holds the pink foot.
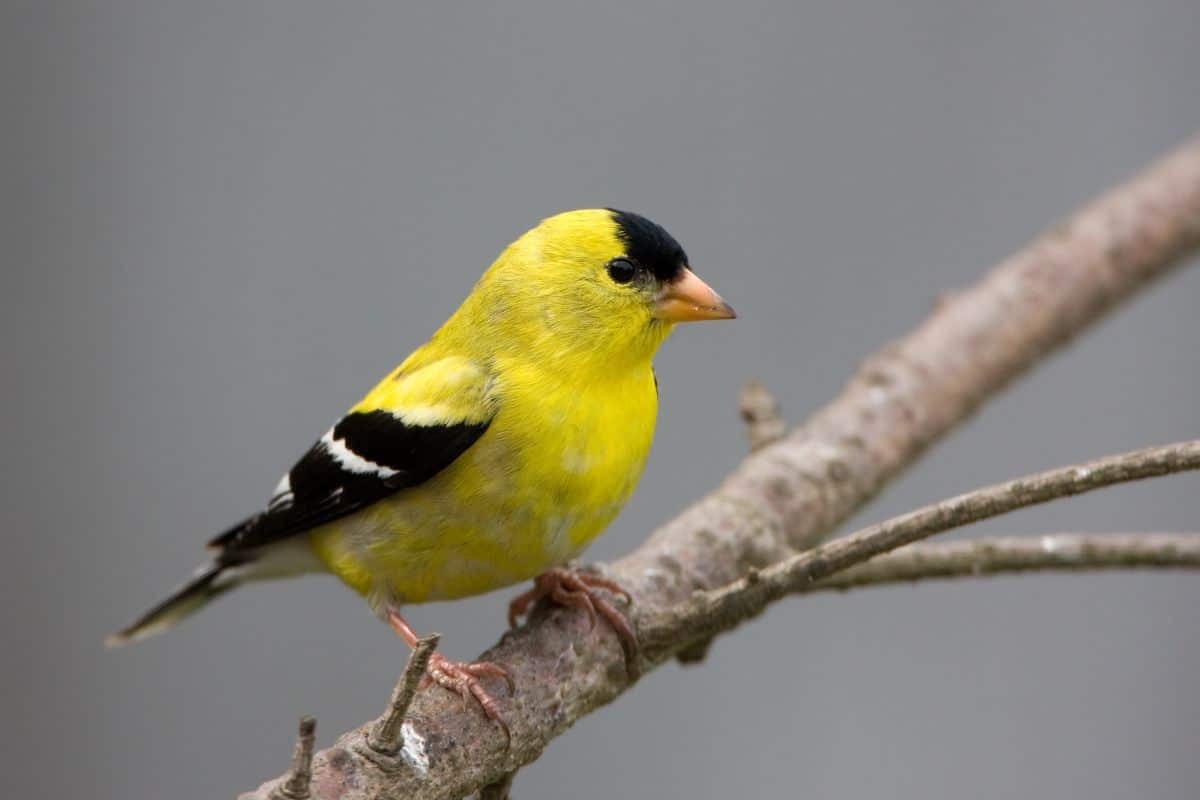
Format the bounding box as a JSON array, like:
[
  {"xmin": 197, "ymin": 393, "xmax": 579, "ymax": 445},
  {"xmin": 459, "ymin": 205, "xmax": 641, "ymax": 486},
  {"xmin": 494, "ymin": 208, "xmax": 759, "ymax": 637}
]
[
  {"xmin": 508, "ymin": 567, "xmax": 638, "ymax": 667},
  {"xmin": 385, "ymin": 607, "xmax": 513, "ymax": 741}
]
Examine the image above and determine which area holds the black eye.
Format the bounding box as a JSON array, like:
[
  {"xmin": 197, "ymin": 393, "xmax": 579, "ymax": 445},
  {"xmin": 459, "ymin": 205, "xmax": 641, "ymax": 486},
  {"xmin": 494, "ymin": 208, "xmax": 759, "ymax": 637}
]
[{"xmin": 607, "ymin": 258, "xmax": 636, "ymax": 284}]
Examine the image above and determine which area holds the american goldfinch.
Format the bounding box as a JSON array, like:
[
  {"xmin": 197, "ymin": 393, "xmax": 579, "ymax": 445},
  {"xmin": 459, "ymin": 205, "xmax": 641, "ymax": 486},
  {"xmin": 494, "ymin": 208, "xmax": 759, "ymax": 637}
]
[{"xmin": 110, "ymin": 208, "xmax": 734, "ymax": 728}]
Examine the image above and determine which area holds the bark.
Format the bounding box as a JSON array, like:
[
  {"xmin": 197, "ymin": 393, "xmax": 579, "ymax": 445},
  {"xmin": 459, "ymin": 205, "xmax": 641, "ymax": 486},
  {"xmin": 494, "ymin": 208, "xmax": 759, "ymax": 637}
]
[
  {"xmin": 242, "ymin": 134, "xmax": 1200, "ymax": 800},
  {"xmin": 640, "ymin": 442, "xmax": 1200, "ymax": 653}
]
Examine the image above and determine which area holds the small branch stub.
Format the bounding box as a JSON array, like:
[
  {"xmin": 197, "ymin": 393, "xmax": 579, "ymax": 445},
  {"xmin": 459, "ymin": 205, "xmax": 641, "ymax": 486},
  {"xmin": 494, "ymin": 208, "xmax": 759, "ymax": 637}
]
[
  {"xmin": 739, "ymin": 380, "xmax": 786, "ymax": 452},
  {"xmin": 273, "ymin": 716, "xmax": 316, "ymax": 800},
  {"xmin": 367, "ymin": 633, "xmax": 440, "ymax": 754}
]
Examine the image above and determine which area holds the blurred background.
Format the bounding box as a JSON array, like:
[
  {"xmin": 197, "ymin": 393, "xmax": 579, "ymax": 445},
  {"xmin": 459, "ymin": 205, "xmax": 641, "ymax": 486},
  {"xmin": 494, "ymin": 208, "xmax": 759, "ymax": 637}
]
[{"xmin": 5, "ymin": 2, "xmax": 1199, "ymax": 798}]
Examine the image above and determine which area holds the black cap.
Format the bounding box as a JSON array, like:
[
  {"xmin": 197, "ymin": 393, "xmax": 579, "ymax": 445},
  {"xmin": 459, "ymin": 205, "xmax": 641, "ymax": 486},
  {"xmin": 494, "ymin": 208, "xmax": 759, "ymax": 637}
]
[{"xmin": 608, "ymin": 209, "xmax": 688, "ymax": 282}]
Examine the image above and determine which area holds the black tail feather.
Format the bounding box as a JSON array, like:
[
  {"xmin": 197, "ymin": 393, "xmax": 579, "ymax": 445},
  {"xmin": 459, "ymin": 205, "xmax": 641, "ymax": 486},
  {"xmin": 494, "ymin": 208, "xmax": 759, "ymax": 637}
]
[{"xmin": 106, "ymin": 563, "xmax": 237, "ymax": 647}]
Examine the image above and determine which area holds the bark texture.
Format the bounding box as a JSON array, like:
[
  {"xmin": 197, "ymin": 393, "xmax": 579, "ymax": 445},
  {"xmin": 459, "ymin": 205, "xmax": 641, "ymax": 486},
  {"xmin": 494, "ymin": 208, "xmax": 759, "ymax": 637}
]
[
  {"xmin": 640, "ymin": 442, "xmax": 1200, "ymax": 653},
  {"xmin": 242, "ymin": 135, "xmax": 1200, "ymax": 800}
]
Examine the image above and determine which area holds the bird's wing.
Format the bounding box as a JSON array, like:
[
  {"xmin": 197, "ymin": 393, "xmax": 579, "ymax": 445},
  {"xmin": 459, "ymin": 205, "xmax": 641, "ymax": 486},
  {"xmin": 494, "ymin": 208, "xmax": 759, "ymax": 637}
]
[{"xmin": 209, "ymin": 355, "xmax": 495, "ymax": 555}]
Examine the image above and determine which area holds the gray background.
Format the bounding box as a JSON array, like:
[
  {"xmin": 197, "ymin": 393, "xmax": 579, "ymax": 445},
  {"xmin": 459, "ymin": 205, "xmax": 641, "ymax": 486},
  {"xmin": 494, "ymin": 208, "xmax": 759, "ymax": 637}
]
[{"xmin": 5, "ymin": 2, "xmax": 1199, "ymax": 798}]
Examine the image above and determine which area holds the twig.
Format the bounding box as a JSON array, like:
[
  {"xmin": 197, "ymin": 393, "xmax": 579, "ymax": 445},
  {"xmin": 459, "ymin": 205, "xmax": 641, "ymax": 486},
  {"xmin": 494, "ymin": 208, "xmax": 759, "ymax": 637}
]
[
  {"xmin": 241, "ymin": 134, "xmax": 1200, "ymax": 800},
  {"xmin": 739, "ymin": 380, "xmax": 786, "ymax": 451},
  {"xmin": 640, "ymin": 441, "xmax": 1200, "ymax": 653},
  {"xmin": 271, "ymin": 716, "xmax": 316, "ymax": 800},
  {"xmin": 807, "ymin": 533, "xmax": 1200, "ymax": 592},
  {"xmin": 367, "ymin": 633, "xmax": 440, "ymax": 754}
]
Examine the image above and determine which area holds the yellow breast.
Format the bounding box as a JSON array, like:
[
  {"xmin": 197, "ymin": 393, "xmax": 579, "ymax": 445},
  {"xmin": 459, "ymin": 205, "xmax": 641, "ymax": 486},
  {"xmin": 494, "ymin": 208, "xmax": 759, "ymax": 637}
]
[{"xmin": 309, "ymin": 362, "xmax": 658, "ymax": 605}]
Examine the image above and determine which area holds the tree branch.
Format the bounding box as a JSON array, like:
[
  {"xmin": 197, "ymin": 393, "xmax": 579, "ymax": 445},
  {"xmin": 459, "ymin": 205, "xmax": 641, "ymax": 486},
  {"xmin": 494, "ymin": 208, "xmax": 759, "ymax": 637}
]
[
  {"xmin": 806, "ymin": 533, "xmax": 1200, "ymax": 592},
  {"xmin": 242, "ymin": 134, "xmax": 1200, "ymax": 800},
  {"xmin": 640, "ymin": 441, "xmax": 1200, "ymax": 653}
]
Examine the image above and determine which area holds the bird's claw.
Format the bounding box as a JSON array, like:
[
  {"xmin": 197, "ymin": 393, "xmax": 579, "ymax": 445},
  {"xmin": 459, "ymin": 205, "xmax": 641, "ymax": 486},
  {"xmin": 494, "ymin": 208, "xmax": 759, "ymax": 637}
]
[
  {"xmin": 423, "ymin": 653, "xmax": 513, "ymax": 742},
  {"xmin": 508, "ymin": 567, "xmax": 639, "ymax": 670}
]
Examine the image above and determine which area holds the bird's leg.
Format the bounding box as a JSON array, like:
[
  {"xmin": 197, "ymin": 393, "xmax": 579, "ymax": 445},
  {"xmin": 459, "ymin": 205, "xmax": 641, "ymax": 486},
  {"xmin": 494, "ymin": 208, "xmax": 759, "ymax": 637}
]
[
  {"xmin": 508, "ymin": 566, "xmax": 639, "ymax": 667},
  {"xmin": 384, "ymin": 607, "xmax": 514, "ymax": 740}
]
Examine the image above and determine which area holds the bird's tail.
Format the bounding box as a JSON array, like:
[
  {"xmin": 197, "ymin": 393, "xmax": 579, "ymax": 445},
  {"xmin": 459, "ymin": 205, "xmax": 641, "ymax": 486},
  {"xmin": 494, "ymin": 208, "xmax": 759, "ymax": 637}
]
[{"xmin": 105, "ymin": 562, "xmax": 241, "ymax": 647}]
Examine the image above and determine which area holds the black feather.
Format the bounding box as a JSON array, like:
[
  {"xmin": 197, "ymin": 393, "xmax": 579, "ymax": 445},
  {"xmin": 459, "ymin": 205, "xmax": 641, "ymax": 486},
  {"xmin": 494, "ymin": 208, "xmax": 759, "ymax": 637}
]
[
  {"xmin": 608, "ymin": 209, "xmax": 688, "ymax": 282},
  {"xmin": 106, "ymin": 563, "xmax": 233, "ymax": 645},
  {"xmin": 209, "ymin": 412, "xmax": 490, "ymax": 554}
]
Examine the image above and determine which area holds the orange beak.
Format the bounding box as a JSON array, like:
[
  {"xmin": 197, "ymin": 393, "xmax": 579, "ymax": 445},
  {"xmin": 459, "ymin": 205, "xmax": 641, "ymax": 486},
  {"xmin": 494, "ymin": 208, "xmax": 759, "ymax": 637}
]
[{"xmin": 652, "ymin": 268, "xmax": 736, "ymax": 323}]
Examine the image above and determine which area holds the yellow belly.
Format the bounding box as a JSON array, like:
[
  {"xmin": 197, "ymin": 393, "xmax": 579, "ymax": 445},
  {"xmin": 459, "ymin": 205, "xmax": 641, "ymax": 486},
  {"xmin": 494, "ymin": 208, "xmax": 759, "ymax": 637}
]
[{"xmin": 308, "ymin": 364, "xmax": 657, "ymax": 606}]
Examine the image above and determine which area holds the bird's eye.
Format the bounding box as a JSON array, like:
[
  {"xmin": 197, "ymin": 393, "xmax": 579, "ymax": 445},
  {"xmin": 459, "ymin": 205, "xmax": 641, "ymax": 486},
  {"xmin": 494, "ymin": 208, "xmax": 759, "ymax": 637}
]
[{"xmin": 606, "ymin": 258, "xmax": 637, "ymax": 284}]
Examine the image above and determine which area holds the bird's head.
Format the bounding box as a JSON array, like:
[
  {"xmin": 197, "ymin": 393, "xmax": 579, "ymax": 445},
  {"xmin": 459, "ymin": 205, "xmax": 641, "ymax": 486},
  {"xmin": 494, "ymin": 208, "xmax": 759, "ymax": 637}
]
[{"xmin": 469, "ymin": 209, "xmax": 734, "ymax": 369}]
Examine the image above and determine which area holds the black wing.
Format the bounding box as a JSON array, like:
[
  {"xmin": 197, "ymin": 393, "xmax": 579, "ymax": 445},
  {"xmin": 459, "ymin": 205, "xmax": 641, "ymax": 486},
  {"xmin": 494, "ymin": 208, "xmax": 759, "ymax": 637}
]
[{"xmin": 209, "ymin": 410, "xmax": 490, "ymax": 555}]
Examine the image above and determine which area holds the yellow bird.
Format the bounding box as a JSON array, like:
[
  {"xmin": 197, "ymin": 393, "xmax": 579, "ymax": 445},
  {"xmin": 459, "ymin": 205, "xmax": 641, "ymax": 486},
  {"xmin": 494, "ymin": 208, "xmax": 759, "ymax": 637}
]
[{"xmin": 110, "ymin": 208, "xmax": 734, "ymax": 727}]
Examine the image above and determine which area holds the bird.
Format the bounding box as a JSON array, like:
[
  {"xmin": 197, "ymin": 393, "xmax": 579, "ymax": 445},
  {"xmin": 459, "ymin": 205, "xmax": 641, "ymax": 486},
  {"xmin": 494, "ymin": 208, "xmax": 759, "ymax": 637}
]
[{"xmin": 109, "ymin": 208, "xmax": 735, "ymax": 731}]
